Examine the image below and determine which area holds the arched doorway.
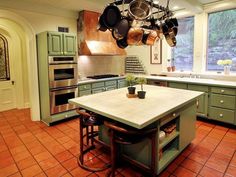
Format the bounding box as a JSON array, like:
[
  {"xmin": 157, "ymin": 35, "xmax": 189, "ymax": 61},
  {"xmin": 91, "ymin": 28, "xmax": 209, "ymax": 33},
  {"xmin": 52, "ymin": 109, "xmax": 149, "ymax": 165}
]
[{"xmin": 0, "ymin": 10, "xmax": 40, "ymax": 121}]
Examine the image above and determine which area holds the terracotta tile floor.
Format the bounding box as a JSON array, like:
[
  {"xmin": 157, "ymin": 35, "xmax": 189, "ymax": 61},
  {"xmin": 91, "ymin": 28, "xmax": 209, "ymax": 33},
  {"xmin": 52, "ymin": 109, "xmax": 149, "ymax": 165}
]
[{"xmin": 1, "ymin": 109, "xmax": 236, "ymax": 177}]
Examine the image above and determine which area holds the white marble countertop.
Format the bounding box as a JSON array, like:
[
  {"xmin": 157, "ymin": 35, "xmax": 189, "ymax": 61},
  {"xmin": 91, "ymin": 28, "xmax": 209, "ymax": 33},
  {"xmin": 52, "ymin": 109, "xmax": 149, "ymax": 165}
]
[
  {"xmin": 144, "ymin": 75, "xmax": 236, "ymax": 88},
  {"xmin": 69, "ymin": 85, "xmax": 203, "ymax": 129}
]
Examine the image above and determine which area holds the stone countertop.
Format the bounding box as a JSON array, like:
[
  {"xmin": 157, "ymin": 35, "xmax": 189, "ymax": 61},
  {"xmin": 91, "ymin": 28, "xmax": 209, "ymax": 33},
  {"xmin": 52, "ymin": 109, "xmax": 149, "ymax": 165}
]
[
  {"xmin": 69, "ymin": 85, "xmax": 203, "ymax": 129},
  {"xmin": 78, "ymin": 76, "xmax": 126, "ymax": 85},
  {"xmin": 144, "ymin": 75, "xmax": 236, "ymax": 88}
]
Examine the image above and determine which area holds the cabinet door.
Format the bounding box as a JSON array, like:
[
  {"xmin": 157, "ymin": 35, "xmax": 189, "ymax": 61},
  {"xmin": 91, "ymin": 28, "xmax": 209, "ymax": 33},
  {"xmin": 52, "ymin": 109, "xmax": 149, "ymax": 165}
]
[
  {"xmin": 168, "ymin": 82, "xmax": 187, "ymax": 89},
  {"xmin": 48, "ymin": 32, "xmax": 63, "ymax": 55},
  {"xmin": 118, "ymin": 79, "xmax": 127, "ymax": 88},
  {"xmin": 106, "ymin": 85, "xmax": 116, "ymax": 91},
  {"xmin": 196, "ymin": 93, "xmax": 208, "ymax": 116},
  {"xmin": 63, "ymin": 34, "xmax": 76, "ymax": 56},
  {"xmin": 179, "ymin": 102, "xmax": 196, "ymax": 150}
]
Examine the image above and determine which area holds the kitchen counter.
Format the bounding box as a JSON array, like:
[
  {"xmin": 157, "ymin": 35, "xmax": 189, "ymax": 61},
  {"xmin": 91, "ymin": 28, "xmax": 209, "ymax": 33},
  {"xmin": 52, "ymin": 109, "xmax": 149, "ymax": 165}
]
[
  {"xmin": 144, "ymin": 75, "xmax": 236, "ymax": 88},
  {"xmin": 69, "ymin": 84, "xmax": 203, "ymax": 129},
  {"xmin": 78, "ymin": 76, "xmax": 125, "ymax": 85}
]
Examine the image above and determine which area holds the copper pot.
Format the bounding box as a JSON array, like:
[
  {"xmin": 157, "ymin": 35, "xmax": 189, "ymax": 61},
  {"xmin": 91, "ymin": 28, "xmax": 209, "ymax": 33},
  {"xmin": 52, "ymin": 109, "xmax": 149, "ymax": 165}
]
[
  {"xmin": 142, "ymin": 30, "xmax": 160, "ymax": 45},
  {"xmin": 127, "ymin": 28, "xmax": 144, "ymax": 45}
]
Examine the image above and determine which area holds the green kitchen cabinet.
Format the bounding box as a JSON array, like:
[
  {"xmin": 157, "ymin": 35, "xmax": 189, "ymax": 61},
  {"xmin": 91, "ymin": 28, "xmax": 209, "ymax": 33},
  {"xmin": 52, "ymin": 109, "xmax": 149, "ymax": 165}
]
[
  {"xmin": 48, "ymin": 32, "xmax": 76, "ymax": 56},
  {"xmin": 117, "ymin": 79, "xmax": 127, "ymax": 88},
  {"xmin": 209, "ymin": 94, "xmax": 236, "ymax": 110},
  {"xmin": 187, "ymin": 84, "xmax": 209, "ymax": 117},
  {"xmin": 208, "ymin": 107, "xmax": 235, "ymax": 124},
  {"xmin": 78, "ymin": 84, "xmax": 91, "ymax": 97},
  {"xmin": 168, "ymin": 82, "xmax": 187, "ymax": 89}
]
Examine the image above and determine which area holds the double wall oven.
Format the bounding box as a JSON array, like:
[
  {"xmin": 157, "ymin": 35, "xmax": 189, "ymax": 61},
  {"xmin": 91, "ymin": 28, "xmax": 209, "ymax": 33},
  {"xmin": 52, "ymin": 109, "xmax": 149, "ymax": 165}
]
[{"xmin": 49, "ymin": 56, "xmax": 78, "ymax": 115}]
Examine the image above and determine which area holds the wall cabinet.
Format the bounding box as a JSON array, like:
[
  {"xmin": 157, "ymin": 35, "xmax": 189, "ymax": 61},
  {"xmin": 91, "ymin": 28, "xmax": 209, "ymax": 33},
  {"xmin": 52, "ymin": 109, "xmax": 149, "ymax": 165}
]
[{"xmin": 48, "ymin": 32, "xmax": 76, "ymax": 56}]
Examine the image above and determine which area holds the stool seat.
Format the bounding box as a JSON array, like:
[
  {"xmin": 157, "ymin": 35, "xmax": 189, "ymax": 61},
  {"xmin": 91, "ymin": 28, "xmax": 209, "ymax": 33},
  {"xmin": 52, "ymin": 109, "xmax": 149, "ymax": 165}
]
[
  {"xmin": 104, "ymin": 121, "xmax": 158, "ymax": 177},
  {"xmin": 76, "ymin": 109, "xmax": 110, "ymax": 172}
]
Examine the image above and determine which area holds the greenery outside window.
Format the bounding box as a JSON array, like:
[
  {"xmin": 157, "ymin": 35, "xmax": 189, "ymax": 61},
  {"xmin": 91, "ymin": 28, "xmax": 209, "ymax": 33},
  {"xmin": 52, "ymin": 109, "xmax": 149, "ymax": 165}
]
[
  {"xmin": 171, "ymin": 16, "xmax": 194, "ymax": 71},
  {"xmin": 207, "ymin": 9, "xmax": 236, "ymax": 72}
]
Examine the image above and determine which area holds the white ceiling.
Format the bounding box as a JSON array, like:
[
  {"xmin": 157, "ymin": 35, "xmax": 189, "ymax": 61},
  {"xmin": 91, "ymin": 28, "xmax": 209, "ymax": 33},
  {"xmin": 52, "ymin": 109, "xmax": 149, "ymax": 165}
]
[{"xmin": 0, "ymin": 0, "xmax": 233, "ymax": 18}]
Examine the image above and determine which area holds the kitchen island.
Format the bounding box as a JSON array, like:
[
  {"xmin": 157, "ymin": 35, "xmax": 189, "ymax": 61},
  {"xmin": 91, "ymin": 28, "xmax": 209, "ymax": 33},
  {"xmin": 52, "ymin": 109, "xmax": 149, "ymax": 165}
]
[{"xmin": 69, "ymin": 85, "xmax": 203, "ymax": 174}]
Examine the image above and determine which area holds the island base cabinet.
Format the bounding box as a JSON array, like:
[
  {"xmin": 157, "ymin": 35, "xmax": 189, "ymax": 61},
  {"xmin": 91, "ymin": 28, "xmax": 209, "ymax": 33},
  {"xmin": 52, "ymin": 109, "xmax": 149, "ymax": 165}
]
[{"xmin": 179, "ymin": 102, "xmax": 196, "ymax": 150}]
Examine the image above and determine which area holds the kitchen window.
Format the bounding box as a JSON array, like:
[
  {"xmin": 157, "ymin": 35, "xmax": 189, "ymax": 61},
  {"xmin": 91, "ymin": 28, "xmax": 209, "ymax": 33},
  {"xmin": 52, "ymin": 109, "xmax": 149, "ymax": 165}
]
[
  {"xmin": 206, "ymin": 9, "xmax": 236, "ymax": 72},
  {"xmin": 171, "ymin": 16, "xmax": 194, "ymax": 71}
]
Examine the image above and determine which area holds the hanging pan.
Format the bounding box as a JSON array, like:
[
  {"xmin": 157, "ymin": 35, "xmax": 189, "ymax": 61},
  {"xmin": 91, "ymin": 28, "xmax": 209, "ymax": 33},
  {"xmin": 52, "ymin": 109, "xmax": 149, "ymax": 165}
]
[{"xmin": 102, "ymin": 4, "xmax": 121, "ymax": 29}]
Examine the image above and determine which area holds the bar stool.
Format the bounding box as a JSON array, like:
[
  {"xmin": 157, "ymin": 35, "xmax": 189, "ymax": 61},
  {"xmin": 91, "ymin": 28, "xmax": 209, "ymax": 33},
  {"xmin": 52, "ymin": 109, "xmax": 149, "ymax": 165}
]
[
  {"xmin": 76, "ymin": 109, "xmax": 110, "ymax": 172},
  {"xmin": 104, "ymin": 121, "xmax": 158, "ymax": 177}
]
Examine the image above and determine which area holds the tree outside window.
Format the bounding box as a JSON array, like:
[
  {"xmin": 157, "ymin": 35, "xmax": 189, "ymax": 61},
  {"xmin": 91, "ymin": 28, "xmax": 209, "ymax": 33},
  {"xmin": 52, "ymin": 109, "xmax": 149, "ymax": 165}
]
[
  {"xmin": 171, "ymin": 17, "xmax": 194, "ymax": 71},
  {"xmin": 207, "ymin": 9, "xmax": 236, "ymax": 72}
]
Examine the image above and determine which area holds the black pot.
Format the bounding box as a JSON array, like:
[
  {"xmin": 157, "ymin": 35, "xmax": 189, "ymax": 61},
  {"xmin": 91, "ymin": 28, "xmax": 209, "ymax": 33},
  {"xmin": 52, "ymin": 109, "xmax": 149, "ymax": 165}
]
[
  {"xmin": 137, "ymin": 91, "xmax": 146, "ymax": 99},
  {"xmin": 128, "ymin": 86, "xmax": 136, "ymax": 94}
]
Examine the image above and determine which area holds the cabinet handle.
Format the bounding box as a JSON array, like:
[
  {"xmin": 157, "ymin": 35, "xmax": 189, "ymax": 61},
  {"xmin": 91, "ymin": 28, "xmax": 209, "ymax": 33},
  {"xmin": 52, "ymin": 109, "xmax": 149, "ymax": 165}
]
[
  {"xmin": 221, "ymin": 89, "xmax": 225, "ymax": 93},
  {"xmin": 220, "ymin": 100, "xmax": 224, "ymax": 104},
  {"xmin": 196, "ymin": 99, "xmax": 199, "ymax": 109},
  {"xmin": 219, "ymin": 114, "xmax": 223, "ymax": 117}
]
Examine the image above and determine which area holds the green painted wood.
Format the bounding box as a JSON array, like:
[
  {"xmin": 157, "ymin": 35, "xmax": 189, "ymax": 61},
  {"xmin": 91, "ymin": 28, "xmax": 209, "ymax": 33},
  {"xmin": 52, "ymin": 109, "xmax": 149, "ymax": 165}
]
[
  {"xmin": 168, "ymin": 82, "xmax": 187, "ymax": 89},
  {"xmin": 179, "ymin": 102, "xmax": 196, "ymax": 150},
  {"xmin": 211, "ymin": 87, "xmax": 236, "ymax": 95},
  {"xmin": 63, "ymin": 33, "xmax": 76, "ymax": 56},
  {"xmin": 79, "ymin": 90, "xmax": 91, "ymax": 97},
  {"xmin": 117, "ymin": 79, "xmax": 127, "ymax": 88},
  {"xmin": 92, "ymin": 87, "xmax": 105, "ymax": 94},
  {"xmin": 209, "ymin": 94, "xmax": 236, "ymax": 110},
  {"xmin": 196, "ymin": 93, "xmax": 208, "ymax": 116},
  {"xmin": 105, "ymin": 80, "xmax": 117, "ymax": 86},
  {"xmin": 92, "ymin": 82, "xmax": 105, "ymax": 88},
  {"xmin": 208, "ymin": 106, "xmax": 235, "ymax": 124},
  {"xmin": 159, "ymin": 132, "xmax": 179, "ymax": 150},
  {"xmin": 48, "ymin": 32, "xmax": 63, "ymax": 55},
  {"xmin": 188, "ymin": 84, "xmax": 209, "ymax": 92},
  {"xmin": 106, "ymin": 85, "xmax": 117, "ymax": 91},
  {"xmin": 78, "ymin": 84, "xmax": 91, "ymax": 91}
]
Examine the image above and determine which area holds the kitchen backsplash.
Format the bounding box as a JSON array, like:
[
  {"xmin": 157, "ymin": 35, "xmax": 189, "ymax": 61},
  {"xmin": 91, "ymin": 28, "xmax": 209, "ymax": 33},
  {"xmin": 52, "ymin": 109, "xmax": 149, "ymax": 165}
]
[{"xmin": 77, "ymin": 56, "xmax": 125, "ymax": 79}]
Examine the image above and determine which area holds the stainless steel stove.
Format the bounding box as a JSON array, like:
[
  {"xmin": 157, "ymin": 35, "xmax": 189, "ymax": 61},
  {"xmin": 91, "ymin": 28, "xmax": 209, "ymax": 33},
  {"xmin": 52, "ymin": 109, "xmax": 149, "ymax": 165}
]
[{"xmin": 87, "ymin": 74, "xmax": 119, "ymax": 79}]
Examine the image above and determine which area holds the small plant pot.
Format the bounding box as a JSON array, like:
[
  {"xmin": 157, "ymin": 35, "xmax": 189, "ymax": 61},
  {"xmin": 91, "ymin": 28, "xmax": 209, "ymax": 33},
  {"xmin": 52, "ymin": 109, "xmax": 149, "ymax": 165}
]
[
  {"xmin": 137, "ymin": 91, "xmax": 146, "ymax": 99},
  {"xmin": 128, "ymin": 86, "xmax": 136, "ymax": 94}
]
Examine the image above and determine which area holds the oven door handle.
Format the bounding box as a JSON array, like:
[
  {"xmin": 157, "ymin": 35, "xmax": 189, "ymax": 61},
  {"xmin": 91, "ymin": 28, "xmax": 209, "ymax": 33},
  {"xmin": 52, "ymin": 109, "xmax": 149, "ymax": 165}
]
[{"xmin": 50, "ymin": 85, "xmax": 78, "ymax": 92}]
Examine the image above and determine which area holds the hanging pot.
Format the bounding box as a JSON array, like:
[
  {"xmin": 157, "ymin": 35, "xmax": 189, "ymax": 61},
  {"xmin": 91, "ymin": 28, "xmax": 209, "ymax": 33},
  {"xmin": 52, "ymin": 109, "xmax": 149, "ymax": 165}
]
[
  {"xmin": 102, "ymin": 4, "xmax": 121, "ymax": 29},
  {"xmin": 112, "ymin": 16, "xmax": 130, "ymax": 40},
  {"xmin": 170, "ymin": 18, "xmax": 178, "ymax": 27},
  {"xmin": 116, "ymin": 37, "xmax": 128, "ymax": 49},
  {"xmin": 165, "ymin": 33, "xmax": 176, "ymax": 47},
  {"xmin": 128, "ymin": 0, "xmax": 151, "ymax": 21},
  {"xmin": 142, "ymin": 30, "xmax": 160, "ymax": 45},
  {"xmin": 127, "ymin": 28, "xmax": 144, "ymax": 45},
  {"xmin": 97, "ymin": 14, "xmax": 107, "ymax": 32}
]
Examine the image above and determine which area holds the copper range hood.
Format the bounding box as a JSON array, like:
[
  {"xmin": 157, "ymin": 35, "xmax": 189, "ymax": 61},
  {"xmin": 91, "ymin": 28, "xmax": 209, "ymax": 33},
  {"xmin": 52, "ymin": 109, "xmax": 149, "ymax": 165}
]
[{"xmin": 77, "ymin": 10, "xmax": 126, "ymax": 56}]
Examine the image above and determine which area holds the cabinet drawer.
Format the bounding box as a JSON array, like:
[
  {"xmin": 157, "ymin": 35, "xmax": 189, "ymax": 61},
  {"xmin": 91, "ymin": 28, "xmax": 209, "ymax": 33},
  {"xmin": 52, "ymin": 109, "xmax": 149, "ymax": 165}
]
[
  {"xmin": 208, "ymin": 107, "xmax": 235, "ymax": 124},
  {"xmin": 211, "ymin": 87, "xmax": 236, "ymax": 95},
  {"xmin": 117, "ymin": 79, "xmax": 126, "ymax": 88},
  {"xmin": 79, "ymin": 90, "xmax": 91, "ymax": 97},
  {"xmin": 92, "ymin": 88, "xmax": 105, "ymax": 94},
  {"xmin": 105, "ymin": 80, "xmax": 117, "ymax": 86},
  {"xmin": 168, "ymin": 82, "xmax": 187, "ymax": 89},
  {"xmin": 188, "ymin": 84, "xmax": 208, "ymax": 92},
  {"xmin": 106, "ymin": 85, "xmax": 117, "ymax": 91},
  {"xmin": 210, "ymin": 94, "xmax": 235, "ymax": 109},
  {"xmin": 78, "ymin": 84, "xmax": 91, "ymax": 91},
  {"xmin": 92, "ymin": 82, "xmax": 105, "ymax": 88}
]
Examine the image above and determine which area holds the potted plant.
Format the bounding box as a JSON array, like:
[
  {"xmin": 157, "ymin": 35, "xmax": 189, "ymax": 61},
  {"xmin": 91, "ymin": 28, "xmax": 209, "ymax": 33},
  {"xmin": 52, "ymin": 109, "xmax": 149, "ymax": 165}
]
[
  {"xmin": 125, "ymin": 74, "xmax": 136, "ymax": 94},
  {"xmin": 136, "ymin": 77, "xmax": 147, "ymax": 99}
]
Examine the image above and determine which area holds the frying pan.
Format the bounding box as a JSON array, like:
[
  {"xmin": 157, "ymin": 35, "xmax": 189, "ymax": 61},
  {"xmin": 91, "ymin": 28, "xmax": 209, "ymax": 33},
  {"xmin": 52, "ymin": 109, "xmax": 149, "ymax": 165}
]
[
  {"xmin": 127, "ymin": 28, "xmax": 144, "ymax": 45},
  {"xmin": 112, "ymin": 16, "xmax": 130, "ymax": 40},
  {"xmin": 97, "ymin": 14, "xmax": 107, "ymax": 32},
  {"xmin": 102, "ymin": 4, "xmax": 121, "ymax": 29},
  {"xmin": 116, "ymin": 37, "xmax": 128, "ymax": 49}
]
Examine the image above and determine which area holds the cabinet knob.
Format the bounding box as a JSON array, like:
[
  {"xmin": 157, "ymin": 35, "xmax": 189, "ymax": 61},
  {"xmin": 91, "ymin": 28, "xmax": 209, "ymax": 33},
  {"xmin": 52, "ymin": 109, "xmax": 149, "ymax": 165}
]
[
  {"xmin": 219, "ymin": 114, "xmax": 223, "ymax": 117},
  {"xmin": 221, "ymin": 89, "xmax": 225, "ymax": 93},
  {"xmin": 220, "ymin": 100, "xmax": 224, "ymax": 104},
  {"xmin": 172, "ymin": 113, "xmax": 176, "ymax": 117}
]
